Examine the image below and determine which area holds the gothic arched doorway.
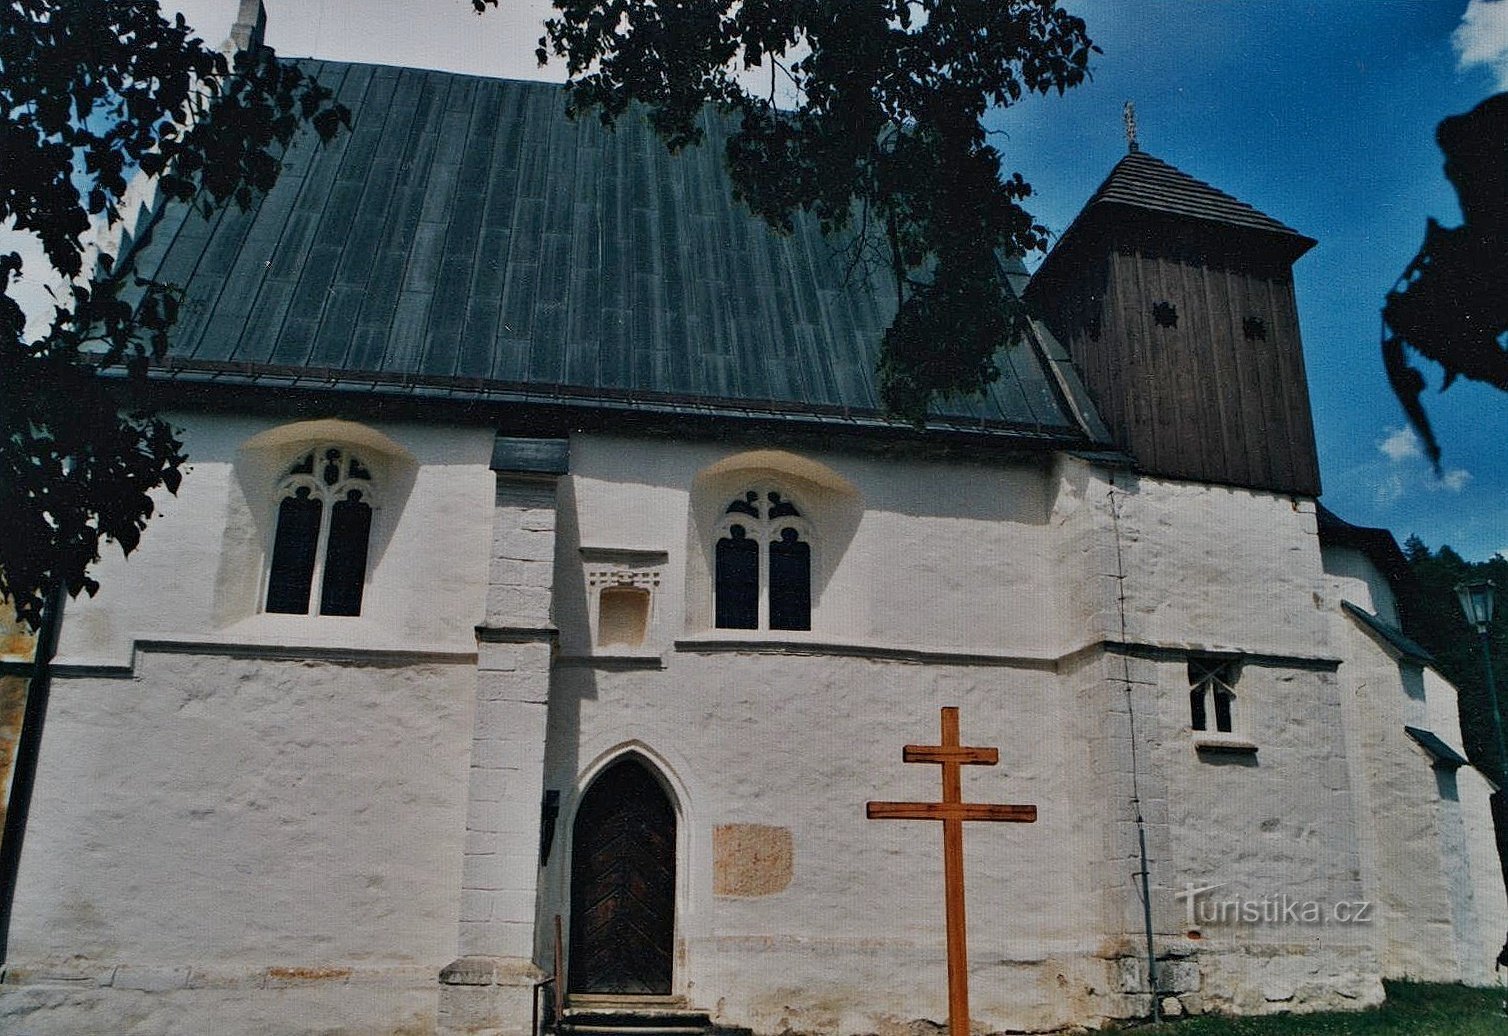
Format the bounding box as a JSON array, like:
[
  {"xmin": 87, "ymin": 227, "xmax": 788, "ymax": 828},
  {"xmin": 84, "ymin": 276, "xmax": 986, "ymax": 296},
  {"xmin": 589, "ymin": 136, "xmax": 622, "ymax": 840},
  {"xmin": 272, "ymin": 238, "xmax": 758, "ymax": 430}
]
[{"xmin": 569, "ymin": 757, "xmax": 676, "ymax": 995}]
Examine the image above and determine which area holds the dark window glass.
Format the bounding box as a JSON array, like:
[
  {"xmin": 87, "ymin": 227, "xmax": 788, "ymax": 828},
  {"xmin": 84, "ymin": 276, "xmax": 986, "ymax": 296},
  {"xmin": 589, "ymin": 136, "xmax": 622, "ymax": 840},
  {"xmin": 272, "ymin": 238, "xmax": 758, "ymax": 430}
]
[
  {"xmin": 320, "ymin": 490, "xmax": 373, "ymax": 616},
  {"xmin": 767, "ymin": 491, "xmax": 800, "ymax": 519},
  {"xmin": 769, "ymin": 527, "xmax": 810, "ymax": 631},
  {"xmin": 266, "ymin": 489, "xmax": 323, "ymax": 614},
  {"xmin": 715, "ymin": 525, "xmax": 759, "ymax": 629},
  {"xmin": 726, "ymin": 492, "xmax": 760, "ymax": 518},
  {"xmin": 1213, "ymin": 689, "xmax": 1234, "ymax": 733},
  {"xmin": 321, "ymin": 447, "xmax": 345, "ymax": 486},
  {"xmin": 1189, "ymin": 657, "xmax": 1239, "ymax": 733}
]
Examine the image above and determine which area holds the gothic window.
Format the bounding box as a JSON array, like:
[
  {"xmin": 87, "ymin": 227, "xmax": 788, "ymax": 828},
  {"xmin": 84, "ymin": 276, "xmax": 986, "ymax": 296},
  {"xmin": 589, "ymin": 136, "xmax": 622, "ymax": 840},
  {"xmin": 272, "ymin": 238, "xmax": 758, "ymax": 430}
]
[
  {"xmin": 715, "ymin": 489, "xmax": 811, "ymax": 631},
  {"xmin": 266, "ymin": 446, "xmax": 375, "ymax": 616},
  {"xmin": 1188, "ymin": 657, "xmax": 1239, "ymax": 733}
]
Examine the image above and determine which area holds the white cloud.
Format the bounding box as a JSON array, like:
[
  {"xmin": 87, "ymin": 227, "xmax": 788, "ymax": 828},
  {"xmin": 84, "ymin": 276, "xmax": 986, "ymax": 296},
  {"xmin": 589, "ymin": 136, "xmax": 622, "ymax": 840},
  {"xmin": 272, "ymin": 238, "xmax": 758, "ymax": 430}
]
[
  {"xmin": 1454, "ymin": 0, "xmax": 1508, "ymax": 89},
  {"xmin": 1368, "ymin": 426, "xmax": 1471, "ymax": 507},
  {"xmin": 1438, "ymin": 467, "xmax": 1474, "ymax": 492},
  {"xmin": 1375, "ymin": 473, "xmax": 1405, "ymax": 507},
  {"xmin": 1377, "ymin": 426, "xmax": 1422, "ymax": 462}
]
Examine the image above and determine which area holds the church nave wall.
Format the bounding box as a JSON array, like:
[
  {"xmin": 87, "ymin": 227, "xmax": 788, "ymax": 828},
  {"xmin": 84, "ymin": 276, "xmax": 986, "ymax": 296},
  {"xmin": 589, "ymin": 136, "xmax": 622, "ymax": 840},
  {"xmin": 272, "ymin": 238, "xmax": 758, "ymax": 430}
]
[
  {"xmin": 52, "ymin": 412, "xmax": 497, "ymax": 669},
  {"xmin": 537, "ymin": 650, "xmax": 1112, "ymax": 1033},
  {"xmin": 3, "ymin": 650, "xmax": 476, "ymax": 1031},
  {"xmin": 560, "ymin": 433, "xmax": 1072, "ymax": 661}
]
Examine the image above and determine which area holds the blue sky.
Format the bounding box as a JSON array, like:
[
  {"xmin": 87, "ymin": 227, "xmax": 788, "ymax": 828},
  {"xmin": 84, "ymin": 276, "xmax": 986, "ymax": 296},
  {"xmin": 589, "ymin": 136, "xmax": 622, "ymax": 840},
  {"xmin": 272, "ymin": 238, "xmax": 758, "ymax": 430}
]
[
  {"xmin": 994, "ymin": 0, "xmax": 1508, "ymax": 559},
  {"xmin": 88, "ymin": 1, "xmax": 1508, "ymax": 560}
]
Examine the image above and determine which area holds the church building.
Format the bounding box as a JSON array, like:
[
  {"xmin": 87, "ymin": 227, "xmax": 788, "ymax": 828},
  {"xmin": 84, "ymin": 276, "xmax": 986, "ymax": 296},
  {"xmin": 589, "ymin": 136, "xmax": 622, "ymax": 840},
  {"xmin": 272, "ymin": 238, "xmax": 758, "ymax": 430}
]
[{"xmin": 0, "ymin": 9, "xmax": 1503, "ymax": 1035}]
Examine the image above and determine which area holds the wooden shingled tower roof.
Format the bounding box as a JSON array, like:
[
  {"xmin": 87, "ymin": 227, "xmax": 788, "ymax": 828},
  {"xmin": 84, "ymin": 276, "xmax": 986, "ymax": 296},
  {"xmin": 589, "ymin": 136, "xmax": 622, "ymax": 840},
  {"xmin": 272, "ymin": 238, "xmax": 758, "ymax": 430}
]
[
  {"xmin": 120, "ymin": 59, "xmax": 1109, "ymax": 449},
  {"xmin": 1042, "ymin": 149, "xmax": 1317, "ymax": 270}
]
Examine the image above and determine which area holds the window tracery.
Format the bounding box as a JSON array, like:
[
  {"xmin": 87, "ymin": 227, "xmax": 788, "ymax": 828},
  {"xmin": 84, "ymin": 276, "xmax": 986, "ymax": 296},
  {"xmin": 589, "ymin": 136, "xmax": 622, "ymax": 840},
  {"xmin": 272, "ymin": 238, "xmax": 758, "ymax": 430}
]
[
  {"xmin": 266, "ymin": 446, "xmax": 376, "ymax": 616},
  {"xmin": 715, "ymin": 488, "xmax": 811, "ymax": 631}
]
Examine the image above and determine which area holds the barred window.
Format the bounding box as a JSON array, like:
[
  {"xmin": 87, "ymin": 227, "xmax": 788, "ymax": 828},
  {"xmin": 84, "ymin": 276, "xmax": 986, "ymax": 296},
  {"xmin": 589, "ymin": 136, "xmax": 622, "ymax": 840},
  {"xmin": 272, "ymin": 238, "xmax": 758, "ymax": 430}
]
[{"xmin": 1189, "ymin": 657, "xmax": 1239, "ymax": 733}]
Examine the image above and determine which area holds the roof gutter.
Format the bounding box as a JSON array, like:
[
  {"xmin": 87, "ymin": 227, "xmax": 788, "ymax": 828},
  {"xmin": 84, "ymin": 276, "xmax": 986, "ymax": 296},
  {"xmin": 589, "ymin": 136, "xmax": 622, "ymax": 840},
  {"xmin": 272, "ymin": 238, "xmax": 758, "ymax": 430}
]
[{"xmin": 108, "ymin": 360, "xmax": 1106, "ymax": 451}]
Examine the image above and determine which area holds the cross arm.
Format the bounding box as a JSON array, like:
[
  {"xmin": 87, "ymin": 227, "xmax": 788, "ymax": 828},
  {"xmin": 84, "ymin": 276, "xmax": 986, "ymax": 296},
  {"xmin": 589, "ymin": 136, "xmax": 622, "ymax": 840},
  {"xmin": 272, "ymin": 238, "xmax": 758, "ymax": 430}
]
[
  {"xmin": 866, "ymin": 801, "xmax": 1037, "ymax": 823},
  {"xmin": 903, "ymin": 745, "xmax": 998, "ymax": 766}
]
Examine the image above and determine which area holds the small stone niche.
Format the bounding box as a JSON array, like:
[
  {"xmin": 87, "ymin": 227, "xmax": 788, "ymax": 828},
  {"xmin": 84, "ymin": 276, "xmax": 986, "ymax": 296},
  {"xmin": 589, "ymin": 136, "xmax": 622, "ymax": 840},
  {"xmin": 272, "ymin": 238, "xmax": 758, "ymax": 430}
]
[
  {"xmin": 598, "ymin": 586, "xmax": 650, "ymax": 647},
  {"xmin": 581, "ymin": 547, "xmax": 667, "ymax": 652}
]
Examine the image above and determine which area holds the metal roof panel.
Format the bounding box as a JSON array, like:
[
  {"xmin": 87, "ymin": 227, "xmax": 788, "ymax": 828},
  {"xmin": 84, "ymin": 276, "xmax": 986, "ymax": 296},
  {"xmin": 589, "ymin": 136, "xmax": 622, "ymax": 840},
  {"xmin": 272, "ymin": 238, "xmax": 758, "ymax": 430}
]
[{"xmin": 135, "ymin": 60, "xmax": 1106, "ymax": 442}]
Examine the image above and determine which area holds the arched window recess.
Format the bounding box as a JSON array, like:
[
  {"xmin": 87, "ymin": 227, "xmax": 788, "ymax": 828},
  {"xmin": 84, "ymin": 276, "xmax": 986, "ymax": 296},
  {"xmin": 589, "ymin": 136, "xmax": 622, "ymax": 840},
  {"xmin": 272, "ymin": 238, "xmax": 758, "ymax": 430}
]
[
  {"xmin": 265, "ymin": 445, "xmax": 377, "ymax": 617},
  {"xmin": 714, "ymin": 487, "xmax": 812, "ymax": 632}
]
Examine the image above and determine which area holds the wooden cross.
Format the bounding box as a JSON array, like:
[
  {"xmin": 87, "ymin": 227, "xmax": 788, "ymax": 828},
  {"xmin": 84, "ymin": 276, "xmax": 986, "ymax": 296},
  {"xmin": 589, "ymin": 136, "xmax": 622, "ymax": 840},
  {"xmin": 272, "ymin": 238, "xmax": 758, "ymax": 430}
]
[{"xmin": 866, "ymin": 707, "xmax": 1037, "ymax": 1036}]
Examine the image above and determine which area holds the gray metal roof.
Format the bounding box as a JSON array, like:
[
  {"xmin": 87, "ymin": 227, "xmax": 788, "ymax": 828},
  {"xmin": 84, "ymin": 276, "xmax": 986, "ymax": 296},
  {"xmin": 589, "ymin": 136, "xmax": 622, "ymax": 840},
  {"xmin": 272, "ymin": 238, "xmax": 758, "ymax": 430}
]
[
  {"xmin": 1404, "ymin": 726, "xmax": 1469, "ymax": 769},
  {"xmin": 125, "ymin": 60, "xmax": 1104, "ymax": 443},
  {"xmin": 1341, "ymin": 600, "xmax": 1434, "ymax": 666}
]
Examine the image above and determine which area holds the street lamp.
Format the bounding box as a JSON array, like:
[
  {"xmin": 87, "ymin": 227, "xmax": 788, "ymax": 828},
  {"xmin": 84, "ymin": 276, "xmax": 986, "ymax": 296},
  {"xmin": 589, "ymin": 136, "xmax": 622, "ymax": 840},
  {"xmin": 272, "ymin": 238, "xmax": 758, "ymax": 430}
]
[
  {"xmin": 1456, "ymin": 579, "xmax": 1508, "ymax": 976},
  {"xmin": 1458, "ymin": 579, "xmax": 1497, "ymax": 632},
  {"xmin": 1456, "ymin": 579, "xmax": 1507, "ymax": 785}
]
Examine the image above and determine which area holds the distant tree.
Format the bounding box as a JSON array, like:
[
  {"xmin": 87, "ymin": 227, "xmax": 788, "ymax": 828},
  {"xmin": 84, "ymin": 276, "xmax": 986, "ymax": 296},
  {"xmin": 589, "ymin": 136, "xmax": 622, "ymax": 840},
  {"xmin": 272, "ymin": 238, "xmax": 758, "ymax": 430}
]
[
  {"xmin": 474, "ymin": 0, "xmax": 1096, "ymax": 422},
  {"xmin": 1402, "ymin": 533, "xmax": 1430, "ymax": 565},
  {"xmin": 1383, "ymin": 92, "xmax": 1508, "ymax": 469},
  {"xmin": 0, "ymin": 0, "xmax": 345, "ymax": 630},
  {"xmin": 1402, "ymin": 539, "xmax": 1508, "ymax": 780}
]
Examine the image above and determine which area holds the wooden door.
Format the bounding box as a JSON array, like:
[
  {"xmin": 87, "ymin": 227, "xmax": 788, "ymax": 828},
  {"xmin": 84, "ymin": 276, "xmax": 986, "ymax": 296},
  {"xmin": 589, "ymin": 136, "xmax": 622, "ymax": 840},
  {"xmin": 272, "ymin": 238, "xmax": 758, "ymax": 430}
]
[{"xmin": 569, "ymin": 758, "xmax": 676, "ymax": 995}]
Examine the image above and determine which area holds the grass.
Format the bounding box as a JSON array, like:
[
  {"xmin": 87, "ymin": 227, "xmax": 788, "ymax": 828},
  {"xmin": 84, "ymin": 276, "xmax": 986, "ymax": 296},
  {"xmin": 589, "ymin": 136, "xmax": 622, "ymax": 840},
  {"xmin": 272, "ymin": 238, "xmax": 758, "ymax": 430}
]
[{"xmin": 1108, "ymin": 981, "xmax": 1507, "ymax": 1034}]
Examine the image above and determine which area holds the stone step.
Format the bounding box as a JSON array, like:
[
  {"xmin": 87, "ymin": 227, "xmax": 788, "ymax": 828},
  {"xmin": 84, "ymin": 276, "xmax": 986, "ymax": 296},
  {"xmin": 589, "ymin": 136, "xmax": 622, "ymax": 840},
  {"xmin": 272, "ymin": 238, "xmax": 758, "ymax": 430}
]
[
  {"xmin": 555, "ymin": 1001, "xmax": 748, "ymax": 1036},
  {"xmin": 559, "ymin": 1026, "xmax": 707, "ymax": 1036}
]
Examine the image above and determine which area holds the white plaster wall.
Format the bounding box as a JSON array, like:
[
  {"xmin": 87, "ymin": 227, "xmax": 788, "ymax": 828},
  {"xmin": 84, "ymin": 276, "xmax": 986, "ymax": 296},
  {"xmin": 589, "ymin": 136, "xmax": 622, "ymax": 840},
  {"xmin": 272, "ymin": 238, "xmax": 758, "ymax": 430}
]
[
  {"xmin": 538, "ymin": 653, "xmax": 1111, "ymax": 1034},
  {"xmin": 539, "ymin": 434, "xmax": 1130, "ymax": 1033},
  {"xmin": 1323, "ymin": 545, "xmax": 1400, "ymax": 626},
  {"xmin": 560, "ymin": 436, "xmax": 1065, "ymax": 658},
  {"xmin": 1107, "ymin": 479, "xmax": 1330, "ymax": 658},
  {"xmin": 55, "ymin": 412, "xmax": 496, "ymax": 668},
  {"xmin": 17, "ymin": 416, "xmax": 1497, "ymax": 1033},
  {"xmin": 1322, "ymin": 544, "xmax": 1506, "ymax": 984},
  {"xmin": 9, "ymin": 652, "xmax": 472, "ymax": 969},
  {"xmin": 1343, "ymin": 642, "xmax": 1459, "ymax": 981},
  {"xmin": 1152, "ymin": 655, "xmax": 1382, "ymax": 1010},
  {"xmin": 538, "ymin": 438, "xmax": 1401, "ymax": 1028}
]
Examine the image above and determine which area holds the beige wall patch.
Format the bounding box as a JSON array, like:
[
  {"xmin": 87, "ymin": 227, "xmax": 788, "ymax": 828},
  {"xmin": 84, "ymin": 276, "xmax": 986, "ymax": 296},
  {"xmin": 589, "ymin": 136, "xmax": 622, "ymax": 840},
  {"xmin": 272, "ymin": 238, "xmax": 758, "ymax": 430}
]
[{"xmin": 713, "ymin": 824, "xmax": 794, "ymax": 897}]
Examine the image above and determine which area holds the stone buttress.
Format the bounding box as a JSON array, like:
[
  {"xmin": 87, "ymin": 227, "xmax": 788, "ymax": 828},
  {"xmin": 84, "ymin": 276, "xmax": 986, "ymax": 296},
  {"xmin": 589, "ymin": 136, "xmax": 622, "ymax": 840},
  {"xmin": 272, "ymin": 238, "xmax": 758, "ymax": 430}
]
[{"xmin": 440, "ymin": 437, "xmax": 568, "ymax": 1036}]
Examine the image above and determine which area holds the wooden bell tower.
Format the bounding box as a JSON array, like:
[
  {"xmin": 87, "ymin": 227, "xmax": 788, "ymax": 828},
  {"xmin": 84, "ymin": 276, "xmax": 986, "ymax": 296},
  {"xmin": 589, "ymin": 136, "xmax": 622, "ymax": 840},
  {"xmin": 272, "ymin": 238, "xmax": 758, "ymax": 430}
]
[{"xmin": 1025, "ymin": 141, "xmax": 1321, "ymax": 497}]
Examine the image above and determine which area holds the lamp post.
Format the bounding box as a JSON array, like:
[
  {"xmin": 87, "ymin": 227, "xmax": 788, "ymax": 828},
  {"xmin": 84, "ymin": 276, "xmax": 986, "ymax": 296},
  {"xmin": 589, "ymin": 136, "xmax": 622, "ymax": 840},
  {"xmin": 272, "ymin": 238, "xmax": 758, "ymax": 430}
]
[
  {"xmin": 1457, "ymin": 579, "xmax": 1508, "ymax": 975},
  {"xmin": 1456, "ymin": 579, "xmax": 1506, "ymax": 788}
]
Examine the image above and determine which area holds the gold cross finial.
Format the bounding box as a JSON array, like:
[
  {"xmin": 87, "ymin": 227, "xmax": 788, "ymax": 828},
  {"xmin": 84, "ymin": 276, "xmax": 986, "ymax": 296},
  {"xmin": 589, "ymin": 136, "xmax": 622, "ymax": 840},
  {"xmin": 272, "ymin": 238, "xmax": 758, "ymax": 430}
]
[{"xmin": 1124, "ymin": 100, "xmax": 1139, "ymax": 153}]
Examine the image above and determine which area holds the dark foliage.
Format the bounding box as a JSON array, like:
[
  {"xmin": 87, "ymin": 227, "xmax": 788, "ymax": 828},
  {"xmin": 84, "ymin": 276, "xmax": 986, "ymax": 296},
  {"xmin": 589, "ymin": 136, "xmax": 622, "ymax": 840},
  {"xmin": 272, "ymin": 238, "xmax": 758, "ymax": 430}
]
[
  {"xmin": 1383, "ymin": 92, "xmax": 1508, "ymax": 469},
  {"xmin": 472, "ymin": 0, "xmax": 1096, "ymax": 423},
  {"xmin": 0, "ymin": 0, "xmax": 346, "ymax": 629},
  {"xmin": 1401, "ymin": 535, "xmax": 1508, "ymax": 781}
]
